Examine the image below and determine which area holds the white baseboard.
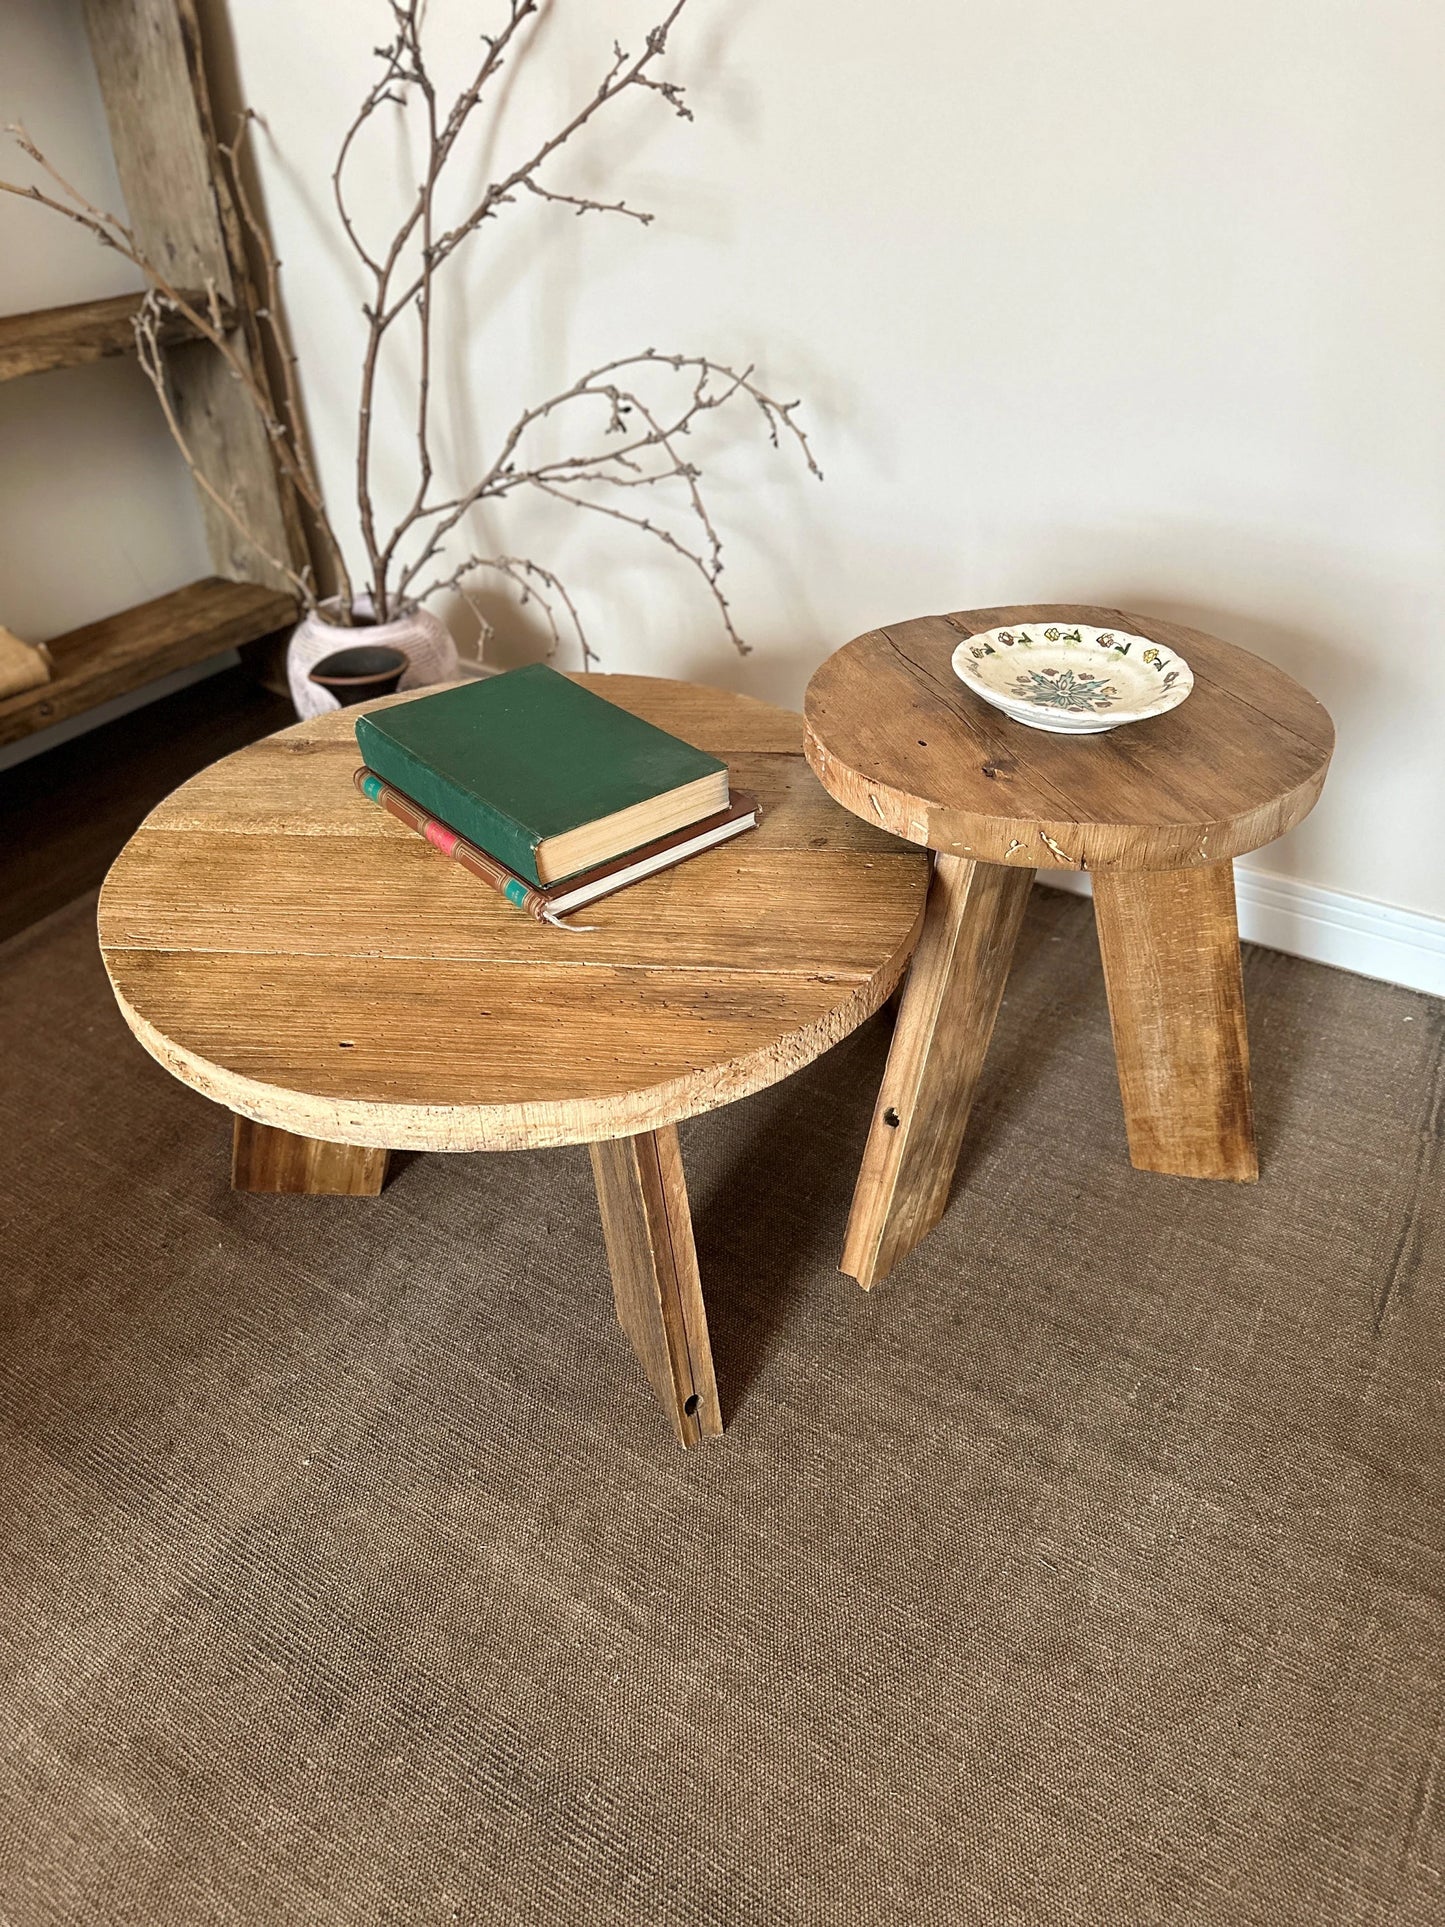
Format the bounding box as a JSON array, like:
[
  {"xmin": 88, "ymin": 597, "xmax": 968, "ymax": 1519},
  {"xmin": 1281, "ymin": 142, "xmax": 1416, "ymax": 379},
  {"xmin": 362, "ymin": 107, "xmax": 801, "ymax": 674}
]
[{"xmin": 1038, "ymin": 866, "xmax": 1445, "ymax": 1000}]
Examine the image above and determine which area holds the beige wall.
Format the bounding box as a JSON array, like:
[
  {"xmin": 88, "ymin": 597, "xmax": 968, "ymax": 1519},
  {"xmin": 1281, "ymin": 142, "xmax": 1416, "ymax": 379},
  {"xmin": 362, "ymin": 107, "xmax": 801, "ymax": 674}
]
[
  {"xmin": 220, "ymin": 0, "xmax": 1445, "ymax": 922},
  {"xmin": 7, "ymin": 2, "xmax": 1445, "ymax": 927}
]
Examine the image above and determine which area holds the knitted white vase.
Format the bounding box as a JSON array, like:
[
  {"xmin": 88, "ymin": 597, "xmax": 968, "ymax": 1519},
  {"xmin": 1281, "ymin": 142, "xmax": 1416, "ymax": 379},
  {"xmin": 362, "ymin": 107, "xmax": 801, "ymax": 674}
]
[{"xmin": 286, "ymin": 595, "xmax": 460, "ymax": 720}]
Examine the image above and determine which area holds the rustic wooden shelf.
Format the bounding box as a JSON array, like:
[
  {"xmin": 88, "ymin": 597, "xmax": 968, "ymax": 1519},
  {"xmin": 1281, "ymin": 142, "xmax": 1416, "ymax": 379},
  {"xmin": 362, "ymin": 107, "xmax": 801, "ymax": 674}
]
[
  {"xmin": 0, "ymin": 577, "xmax": 297, "ymax": 748},
  {"xmin": 0, "ymin": 291, "xmax": 221, "ymax": 384},
  {"xmin": 4, "ymin": 3, "xmax": 308, "ymax": 750}
]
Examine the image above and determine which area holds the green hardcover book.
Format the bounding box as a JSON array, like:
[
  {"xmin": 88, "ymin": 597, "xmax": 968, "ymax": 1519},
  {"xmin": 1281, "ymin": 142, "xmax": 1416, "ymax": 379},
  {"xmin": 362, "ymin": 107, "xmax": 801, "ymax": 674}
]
[{"xmin": 353, "ymin": 663, "xmax": 729, "ymax": 885}]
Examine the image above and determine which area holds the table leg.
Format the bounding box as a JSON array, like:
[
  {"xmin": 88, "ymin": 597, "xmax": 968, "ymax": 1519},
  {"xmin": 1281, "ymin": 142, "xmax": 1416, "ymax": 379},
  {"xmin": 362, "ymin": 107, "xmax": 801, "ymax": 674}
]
[
  {"xmin": 1092, "ymin": 862, "xmax": 1257, "ymax": 1181},
  {"xmin": 841, "ymin": 855, "xmax": 1035, "ymax": 1291},
  {"xmin": 231, "ymin": 1116, "xmax": 390, "ymax": 1195},
  {"xmin": 589, "ymin": 1127, "xmax": 722, "ymax": 1447}
]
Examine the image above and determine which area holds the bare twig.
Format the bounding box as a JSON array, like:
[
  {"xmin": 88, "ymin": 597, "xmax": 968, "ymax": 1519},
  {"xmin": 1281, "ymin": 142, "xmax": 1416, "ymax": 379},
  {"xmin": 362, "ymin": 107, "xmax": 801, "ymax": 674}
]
[
  {"xmin": 220, "ymin": 110, "xmax": 353, "ymax": 609},
  {"xmin": 392, "ymin": 352, "xmax": 819, "ymax": 651},
  {"xmin": 134, "ymin": 296, "xmax": 314, "ymax": 601},
  {"xmin": 520, "ymin": 176, "xmax": 655, "ymax": 225},
  {"xmin": 219, "ymin": 121, "xmax": 326, "ymax": 494},
  {"xmin": 0, "ymin": 121, "xmax": 346, "ymax": 608},
  {"xmin": 341, "ymin": 0, "xmax": 539, "ymax": 615},
  {"xmin": 386, "ymin": 3, "xmax": 692, "ymax": 308},
  {"xmin": 0, "ymin": 2, "xmax": 819, "ymax": 656},
  {"xmin": 423, "ymin": 553, "xmax": 593, "ymax": 667},
  {"xmin": 536, "ymin": 476, "xmax": 747, "ymax": 653}
]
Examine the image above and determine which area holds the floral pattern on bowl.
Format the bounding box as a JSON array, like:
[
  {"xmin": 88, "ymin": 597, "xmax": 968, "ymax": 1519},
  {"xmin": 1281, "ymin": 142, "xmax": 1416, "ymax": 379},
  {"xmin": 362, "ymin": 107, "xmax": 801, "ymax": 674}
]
[
  {"xmin": 950, "ymin": 622, "xmax": 1193, "ymax": 735},
  {"xmin": 1009, "ymin": 665, "xmax": 1119, "ymax": 713}
]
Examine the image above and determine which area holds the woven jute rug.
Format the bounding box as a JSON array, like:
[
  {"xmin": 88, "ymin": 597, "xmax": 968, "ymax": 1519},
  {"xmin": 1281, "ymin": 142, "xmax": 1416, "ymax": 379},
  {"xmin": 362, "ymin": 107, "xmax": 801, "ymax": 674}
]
[{"xmin": 1, "ymin": 888, "xmax": 1441, "ymax": 1926}]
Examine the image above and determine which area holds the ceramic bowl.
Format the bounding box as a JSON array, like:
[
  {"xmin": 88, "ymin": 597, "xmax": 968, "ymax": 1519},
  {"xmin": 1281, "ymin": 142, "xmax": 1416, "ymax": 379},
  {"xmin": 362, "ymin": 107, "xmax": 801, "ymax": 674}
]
[{"xmin": 950, "ymin": 622, "xmax": 1193, "ymax": 735}]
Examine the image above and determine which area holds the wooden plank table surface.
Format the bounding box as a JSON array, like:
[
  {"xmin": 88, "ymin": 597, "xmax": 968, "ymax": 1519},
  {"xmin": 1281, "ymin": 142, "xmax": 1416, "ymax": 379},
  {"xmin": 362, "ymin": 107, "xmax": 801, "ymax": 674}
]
[{"xmin": 98, "ymin": 674, "xmax": 931, "ymax": 1444}]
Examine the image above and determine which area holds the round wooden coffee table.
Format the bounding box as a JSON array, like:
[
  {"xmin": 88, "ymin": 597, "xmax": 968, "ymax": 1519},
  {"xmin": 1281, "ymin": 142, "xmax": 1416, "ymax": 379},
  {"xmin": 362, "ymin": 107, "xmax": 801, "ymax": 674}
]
[
  {"xmin": 97, "ymin": 675, "xmax": 928, "ymax": 1446},
  {"xmin": 805, "ymin": 604, "xmax": 1334, "ymax": 1290}
]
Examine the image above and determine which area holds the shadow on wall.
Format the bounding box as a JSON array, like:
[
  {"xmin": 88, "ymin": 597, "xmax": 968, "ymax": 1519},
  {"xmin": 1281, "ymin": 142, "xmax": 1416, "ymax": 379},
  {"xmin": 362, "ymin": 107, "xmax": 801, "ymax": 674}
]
[
  {"xmin": 1074, "ymin": 518, "xmax": 1405, "ymax": 889},
  {"xmin": 710, "ymin": 511, "xmax": 1394, "ymax": 892},
  {"xmin": 445, "ymin": 515, "xmax": 1373, "ymax": 766}
]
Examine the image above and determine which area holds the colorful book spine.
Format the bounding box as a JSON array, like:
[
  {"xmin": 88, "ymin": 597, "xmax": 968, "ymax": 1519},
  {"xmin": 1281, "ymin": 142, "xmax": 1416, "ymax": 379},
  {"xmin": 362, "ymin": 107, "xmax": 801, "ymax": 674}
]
[{"xmin": 353, "ymin": 768, "xmax": 576, "ymax": 927}]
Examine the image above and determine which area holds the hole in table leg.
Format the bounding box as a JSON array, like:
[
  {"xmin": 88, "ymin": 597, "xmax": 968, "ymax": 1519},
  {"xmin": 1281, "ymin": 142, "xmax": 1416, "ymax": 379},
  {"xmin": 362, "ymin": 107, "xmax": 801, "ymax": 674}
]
[
  {"xmin": 683, "ymin": 1393, "xmax": 700, "ymax": 1416},
  {"xmin": 883, "ymin": 1107, "xmax": 901, "ymax": 1128}
]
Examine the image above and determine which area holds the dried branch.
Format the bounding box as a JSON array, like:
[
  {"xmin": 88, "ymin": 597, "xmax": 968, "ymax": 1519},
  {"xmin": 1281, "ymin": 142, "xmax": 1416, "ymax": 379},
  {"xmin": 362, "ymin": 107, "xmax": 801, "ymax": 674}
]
[
  {"xmin": 541, "ymin": 477, "xmax": 747, "ymax": 652},
  {"xmin": 386, "ymin": 3, "xmax": 692, "ymax": 305},
  {"xmin": 344, "ymin": 0, "xmax": 706, "ymax": 616},
  {"xmin": 218, "ymin": 110, "xmax": 350, "ymax": 605},
  {"xmin": 133, "ymin": 296, "xmax": 314, "ymax": 602},
  {"xmin": 0, "ymin": 121, "xmax": 348, "ymax": 608},
  {"xmin": 391, "ymin": 352, "xmax": 820, "ymax": 652},
  {"xmin": 340, "ymin": 0, "xmax": 540, "ymax": 614},
  {"xmin": 519, "ymin": 176, "xmax": 654, "ymax": 225},
  {"xmin": 424, "ymin": 553, "xmax": 593, "ymax": 667},
  {"xmin": 0, "ymin": 1, "xmax": 820, "ymax": 658}
]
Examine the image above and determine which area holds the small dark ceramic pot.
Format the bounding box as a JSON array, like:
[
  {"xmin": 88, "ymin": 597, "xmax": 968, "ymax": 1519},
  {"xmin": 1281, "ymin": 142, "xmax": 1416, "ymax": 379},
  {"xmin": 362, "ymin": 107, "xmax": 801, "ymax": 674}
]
[{"xmin": 308, "ymin": 645, "xmax": 410, "ymax": 705}]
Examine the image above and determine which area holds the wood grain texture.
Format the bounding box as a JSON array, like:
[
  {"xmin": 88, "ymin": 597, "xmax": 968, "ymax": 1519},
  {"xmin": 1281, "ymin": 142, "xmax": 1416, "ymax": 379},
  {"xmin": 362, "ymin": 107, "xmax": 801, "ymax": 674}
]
[
  {"xmin": 0, "ymin": 292, "xmax": 217, "ymax": 383},
  {"xmin": 590, "ymin": 1128, "xmax": 721, "ymax": 1447},
  {"xmin": 1093, "ymin": 862, "xmax": 1258, "ymax": 1181},
  {"xmin": 83, "ymin": 0, "xmax": 234, "ymax": 296},
  {"xmin": 804, "ymin": 605, "xmax": 1334, "ymax": 872},
  {"xmin": 841, "ymin": 856, "xmax": 1035, "ymax": 1289},
  {"xmin": 83, "ymin": 0, "xmax": 306, "ymax": 592},
  {"xmin": 0, "ymin": 579, "xmax": 296, "ymax": 748},
  {"xmin": 98, "ymin": 677, "xmax": 930, "ymax": 1152},
  {"xmin": 231, "ymin": 1117, "xmax": 389, "ymax": 1195}
]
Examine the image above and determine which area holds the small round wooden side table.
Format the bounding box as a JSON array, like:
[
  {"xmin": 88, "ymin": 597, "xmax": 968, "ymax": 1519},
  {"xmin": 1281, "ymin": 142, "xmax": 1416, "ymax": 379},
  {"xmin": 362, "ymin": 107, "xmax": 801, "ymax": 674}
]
[
  {"xmin": 804, "ymin": 604, "xmax": 1334, "ymax": 1291},
  {"xmin": 98, "ymin": 676, "xmax": 929, "ymax": 1446}
]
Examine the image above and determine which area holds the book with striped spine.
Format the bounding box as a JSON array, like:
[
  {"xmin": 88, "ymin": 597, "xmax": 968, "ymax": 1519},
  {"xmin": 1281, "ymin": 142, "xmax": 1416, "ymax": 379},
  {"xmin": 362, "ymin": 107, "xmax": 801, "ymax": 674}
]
[{"xmin": 354, "ymin": 768, "xmax": 758, "ymax": 927}]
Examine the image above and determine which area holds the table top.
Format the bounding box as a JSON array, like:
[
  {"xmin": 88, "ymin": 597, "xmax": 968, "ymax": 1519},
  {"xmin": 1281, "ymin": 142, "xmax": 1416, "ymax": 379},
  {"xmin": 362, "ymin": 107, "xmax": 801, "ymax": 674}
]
[
  {"xmin": 98, "ymin": 675, "xmax": 929, "ymax": 1153},
  {"xmin": 804, "ymin": 604, "xmax": 1334, "ymax": 871}
]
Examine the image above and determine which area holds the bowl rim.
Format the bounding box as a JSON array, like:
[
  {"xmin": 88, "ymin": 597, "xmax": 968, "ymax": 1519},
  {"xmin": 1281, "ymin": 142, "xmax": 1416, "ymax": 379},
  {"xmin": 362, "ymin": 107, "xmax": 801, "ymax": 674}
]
[
  {"xmin": 950, "ymin": 623, "xmax": 1193, "ymax": 727},
  {"xmin": 309, "ymin": 644, "xmax": 413, "ymax": 686}
]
